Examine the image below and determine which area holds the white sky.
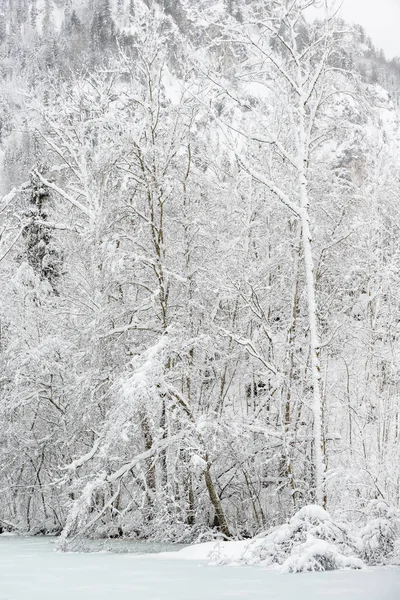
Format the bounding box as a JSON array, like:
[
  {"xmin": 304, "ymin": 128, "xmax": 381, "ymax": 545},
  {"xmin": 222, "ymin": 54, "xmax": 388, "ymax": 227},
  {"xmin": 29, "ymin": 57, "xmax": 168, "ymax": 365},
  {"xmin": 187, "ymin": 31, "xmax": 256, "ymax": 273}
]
[{"xmin": 339, "ymin": 0, "xmax": 400, "ymax": 58}]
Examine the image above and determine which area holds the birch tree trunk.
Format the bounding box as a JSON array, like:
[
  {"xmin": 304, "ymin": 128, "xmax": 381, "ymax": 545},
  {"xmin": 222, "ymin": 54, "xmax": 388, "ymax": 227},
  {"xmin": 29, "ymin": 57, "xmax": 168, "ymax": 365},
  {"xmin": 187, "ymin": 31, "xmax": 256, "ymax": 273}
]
[
  {"xmin": 212, "ymin": 0, "xmax": 341, "ymax": 505},
  {"xmin": 297, "ymin": 90, "xmax": 325, "ymax": 506}
]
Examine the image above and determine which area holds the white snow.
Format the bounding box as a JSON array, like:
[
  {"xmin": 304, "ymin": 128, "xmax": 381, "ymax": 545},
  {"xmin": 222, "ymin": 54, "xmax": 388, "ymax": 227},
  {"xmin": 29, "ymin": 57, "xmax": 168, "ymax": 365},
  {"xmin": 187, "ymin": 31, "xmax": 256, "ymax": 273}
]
[
  {"xmin": 162, "ymin": 68, "xmax": 182, "ymax": 105},
  {"xmin": 0, "ymin": 536, "xmax": 399, "ymax": 600},
  {"xmin": 165, "ymin": 505, "xmax": 357, "ymax": 570}
]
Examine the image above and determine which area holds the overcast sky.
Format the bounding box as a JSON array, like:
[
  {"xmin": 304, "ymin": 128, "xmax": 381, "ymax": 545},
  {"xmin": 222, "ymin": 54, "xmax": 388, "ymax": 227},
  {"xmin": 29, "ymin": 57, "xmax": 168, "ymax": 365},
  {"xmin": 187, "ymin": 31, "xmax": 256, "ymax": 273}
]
[{"xmin": 339, "ymin": 0, "xmax": 400, "ymax": 58}]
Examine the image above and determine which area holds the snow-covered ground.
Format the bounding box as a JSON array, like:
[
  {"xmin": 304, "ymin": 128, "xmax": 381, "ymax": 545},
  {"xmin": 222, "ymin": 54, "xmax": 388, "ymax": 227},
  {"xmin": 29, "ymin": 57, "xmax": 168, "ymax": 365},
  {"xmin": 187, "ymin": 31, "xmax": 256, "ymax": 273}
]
[{"xmin": 0, "ymin": 536, "xmax": 399, "ymax": 599}]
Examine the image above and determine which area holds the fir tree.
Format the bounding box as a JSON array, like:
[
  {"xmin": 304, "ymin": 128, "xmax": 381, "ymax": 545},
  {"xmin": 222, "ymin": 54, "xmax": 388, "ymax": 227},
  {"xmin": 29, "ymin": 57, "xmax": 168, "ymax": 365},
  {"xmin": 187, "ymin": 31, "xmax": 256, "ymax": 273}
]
[
  {"xmin": 90, "ymin": 0, "xmax": 116, "ymax": 52},
  {"xmin": 22, "ymin": 171, "xmax": 61, "ymax": 294}
]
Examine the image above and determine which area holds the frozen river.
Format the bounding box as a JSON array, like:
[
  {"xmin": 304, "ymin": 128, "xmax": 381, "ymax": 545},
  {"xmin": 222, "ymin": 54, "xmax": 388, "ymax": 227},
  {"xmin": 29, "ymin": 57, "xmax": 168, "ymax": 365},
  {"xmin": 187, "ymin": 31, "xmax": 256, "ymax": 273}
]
[{"xmin": 0, "ymin": 536, "xmax": 399, "ymax": 600}]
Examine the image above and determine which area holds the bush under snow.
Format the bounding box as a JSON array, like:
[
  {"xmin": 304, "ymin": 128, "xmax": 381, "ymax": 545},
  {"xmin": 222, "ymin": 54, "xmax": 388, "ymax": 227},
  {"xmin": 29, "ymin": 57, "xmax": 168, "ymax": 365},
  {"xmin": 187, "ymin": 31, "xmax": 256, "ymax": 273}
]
[
  {"xmin": 245, "ymin": 505, "xmax": 363, "ymax": 572},
  {"xmin": 359, "ymin": 500, "xmax": 400, "ymax": 565},
  {"xmin": 176, "ymin": 505, "xmax": 364, "ymax": 573}
]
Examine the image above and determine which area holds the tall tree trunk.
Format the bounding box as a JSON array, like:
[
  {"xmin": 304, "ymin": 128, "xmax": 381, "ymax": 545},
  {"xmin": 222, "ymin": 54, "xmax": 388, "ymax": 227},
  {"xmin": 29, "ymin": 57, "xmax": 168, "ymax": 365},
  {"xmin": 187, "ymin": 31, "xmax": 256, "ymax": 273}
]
[
  {"xmin": 204, "ymin": 458, "xmax": 231, "ymax": 538},
  {"xmin": 298, "ymin": 92, "xmax": 325, "ymax": 507}
]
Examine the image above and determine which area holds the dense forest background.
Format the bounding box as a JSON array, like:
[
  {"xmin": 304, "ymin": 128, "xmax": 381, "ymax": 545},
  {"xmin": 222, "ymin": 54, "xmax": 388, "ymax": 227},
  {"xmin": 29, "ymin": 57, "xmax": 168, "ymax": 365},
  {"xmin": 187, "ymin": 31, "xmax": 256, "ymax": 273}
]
[{"xmin": 0, "ymin": 0, "xmax": 400, "ymax": 549}]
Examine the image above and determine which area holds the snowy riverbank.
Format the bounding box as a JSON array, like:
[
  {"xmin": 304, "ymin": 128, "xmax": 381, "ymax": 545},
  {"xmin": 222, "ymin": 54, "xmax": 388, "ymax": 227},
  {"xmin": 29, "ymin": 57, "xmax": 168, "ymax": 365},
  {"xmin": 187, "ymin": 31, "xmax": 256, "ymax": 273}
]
[
  {"xmin": 155, "ymin": 505, "xmax": 366, "ymax": 572},
  {"xmin": 1, "ymin": 536, "xmax": 400, "ymax": 600}
]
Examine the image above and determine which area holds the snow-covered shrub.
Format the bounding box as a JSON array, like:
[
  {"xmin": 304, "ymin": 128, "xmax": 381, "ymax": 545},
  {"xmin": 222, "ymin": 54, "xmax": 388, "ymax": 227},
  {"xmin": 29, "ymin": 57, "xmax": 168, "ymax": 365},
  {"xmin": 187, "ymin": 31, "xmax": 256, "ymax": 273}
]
[
  {"xmin": 278, "ymin": 537, "xmax": 363, "ymax": 573},
  {"xmin": 360, "ymin": 500, "xmax": 400, "ymax": 565},
  {"xmin": 240, "ymin": 505, "xmax": 363, "ymax": 572}
]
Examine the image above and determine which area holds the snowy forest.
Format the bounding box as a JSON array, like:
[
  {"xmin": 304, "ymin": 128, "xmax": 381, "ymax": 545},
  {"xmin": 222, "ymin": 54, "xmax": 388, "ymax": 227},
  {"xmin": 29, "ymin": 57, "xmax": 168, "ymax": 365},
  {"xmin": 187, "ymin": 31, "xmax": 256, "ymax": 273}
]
[{"xmin": 0, "ymin": 0, "xmax": 400, "ymax": 566}]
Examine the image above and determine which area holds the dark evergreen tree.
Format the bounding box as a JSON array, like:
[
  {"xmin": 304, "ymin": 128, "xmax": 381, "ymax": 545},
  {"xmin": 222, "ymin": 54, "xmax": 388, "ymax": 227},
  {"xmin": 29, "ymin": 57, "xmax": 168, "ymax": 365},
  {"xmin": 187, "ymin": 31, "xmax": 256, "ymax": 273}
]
[
  {"xmin": 90, "ymin": 0, "xmax": 116, "ymax": 53},
  {"xmin": 22, "ymin": 171, "xmax": 61, "ymax": 294}
]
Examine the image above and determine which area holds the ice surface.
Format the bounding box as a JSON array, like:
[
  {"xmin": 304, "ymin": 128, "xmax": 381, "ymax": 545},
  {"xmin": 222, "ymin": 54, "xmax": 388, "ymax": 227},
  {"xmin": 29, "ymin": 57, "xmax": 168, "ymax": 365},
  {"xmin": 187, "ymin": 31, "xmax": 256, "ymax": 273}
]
[{"xmin": 0, "ymin": 537, "xmax": 399, "ymax": 600}]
